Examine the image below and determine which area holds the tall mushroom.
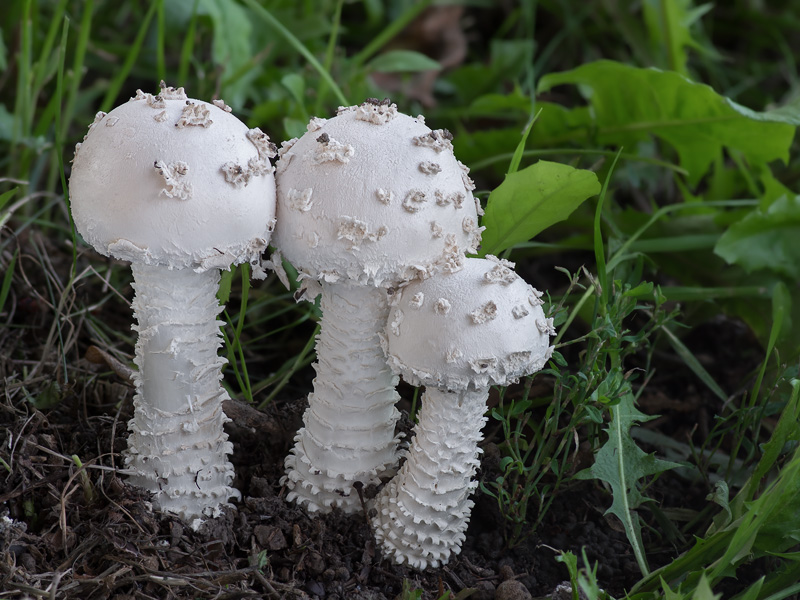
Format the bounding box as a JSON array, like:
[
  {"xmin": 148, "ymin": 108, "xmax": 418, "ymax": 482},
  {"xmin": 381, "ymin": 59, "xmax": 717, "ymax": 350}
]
[
  {"xmin": 373, "ymin": 256, "xmax": 555, "ymax": 568},
  {"xmin": 271, "ymin": 99, "xmax": 482, "ymax": 513},
  {"xmin": 69, "ymin": 83, "xmax": 277, "ymax": 525}
]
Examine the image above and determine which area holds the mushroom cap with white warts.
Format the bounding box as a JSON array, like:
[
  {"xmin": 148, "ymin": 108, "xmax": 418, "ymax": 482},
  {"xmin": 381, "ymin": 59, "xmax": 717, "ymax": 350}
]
[
  {"xmin": 272, "ymin": 100, "xmax": 481, "ymax": 289},
  {"xmin": 384, "ymin": 256, "xmax": 555, "ymax": 391},
  {"xmin": 69, "ymin": 84, "xmax": 277, "ymax": 272}
]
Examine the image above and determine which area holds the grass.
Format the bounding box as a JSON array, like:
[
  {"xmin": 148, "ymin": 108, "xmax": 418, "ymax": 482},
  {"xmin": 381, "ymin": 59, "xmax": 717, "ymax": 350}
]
[{"xmin": 1, "ymin": 0, "xmax": 800, "ymax": 598}]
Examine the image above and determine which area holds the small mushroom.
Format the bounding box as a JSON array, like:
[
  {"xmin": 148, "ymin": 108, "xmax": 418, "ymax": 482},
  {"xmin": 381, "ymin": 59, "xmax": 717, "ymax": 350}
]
[
  {"xmin": 372, "ymin": 257, "xmax": 554, "ymax": 568},
  {"xmin": 271, "ymin": 100, "xmax": 479, "ymax": 513},
  {"xmin": 69, "ymin": 83, "xmax": 277, "ymax": 526}
]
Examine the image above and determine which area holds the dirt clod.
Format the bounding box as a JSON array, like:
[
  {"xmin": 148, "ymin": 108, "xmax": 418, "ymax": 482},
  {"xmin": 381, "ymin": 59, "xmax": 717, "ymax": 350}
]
[{"xmin": 495, "ymin": 579, "xmax": 533, "ymax": 600}]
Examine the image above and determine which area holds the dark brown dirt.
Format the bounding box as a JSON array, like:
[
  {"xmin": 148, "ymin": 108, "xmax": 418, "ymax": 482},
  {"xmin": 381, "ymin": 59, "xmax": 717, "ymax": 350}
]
[
  {"xmin": 0, "ymin": 235, "xmax": 766, "ymax": 599},
  {"xmin": 0, "ymin": 369, "xmax": 741, "ymax": 599}
]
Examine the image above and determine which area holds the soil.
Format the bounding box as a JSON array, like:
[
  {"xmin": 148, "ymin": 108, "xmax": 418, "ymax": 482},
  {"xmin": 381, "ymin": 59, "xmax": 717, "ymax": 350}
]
[{"xmin": 0, "ymin": 233, "xmax": 765, "ymax": 599}]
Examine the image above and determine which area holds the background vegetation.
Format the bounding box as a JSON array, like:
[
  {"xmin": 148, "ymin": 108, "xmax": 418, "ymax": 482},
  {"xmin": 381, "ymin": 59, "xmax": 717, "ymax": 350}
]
[{"xmin": 2, "ymin": 0, "xmax": 800, "ymax": 598}]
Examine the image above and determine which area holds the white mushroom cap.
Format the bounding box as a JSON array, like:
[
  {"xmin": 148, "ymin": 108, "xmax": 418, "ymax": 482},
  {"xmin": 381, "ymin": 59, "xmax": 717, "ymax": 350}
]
[
  {"xmin": 271, "ymin": 100, "xmax": 482, "ymax": 288},
  {"xmin": 384, "ymin": 256, "xmax": 555, "ymax": 391},
  {"xmin": 70, "ymin": 84, "xmax": 277, "ymax": 272}
]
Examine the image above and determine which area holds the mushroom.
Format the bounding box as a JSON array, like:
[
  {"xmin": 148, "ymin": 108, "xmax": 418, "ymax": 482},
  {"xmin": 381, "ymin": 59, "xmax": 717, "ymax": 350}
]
[
  {"xmin": 372, "ymin": 256, "xmax": 555, "ymax": 568},
  {"xmin": 69, "ymin": 82, "xmax": 277, "ymax": 526},
  {"xmin": 271, "ymin": 99, "xmax": 482, "ymax": 513}
]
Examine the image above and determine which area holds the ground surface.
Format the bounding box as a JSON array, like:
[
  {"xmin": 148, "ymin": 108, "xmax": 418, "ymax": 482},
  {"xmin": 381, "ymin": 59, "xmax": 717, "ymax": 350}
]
[{"xmin": 0, "ymin": 240, "xmax": 762, "ymax": 600}]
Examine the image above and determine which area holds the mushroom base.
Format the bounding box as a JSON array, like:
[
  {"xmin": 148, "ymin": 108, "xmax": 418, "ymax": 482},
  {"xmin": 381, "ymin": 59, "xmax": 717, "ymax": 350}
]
[
  {"xmin": 124, "ymin": 263, "xmax": 240, "ymax": 526},
  {"xmin": 283, "ymin": 282, "xmax": 403, "ymax": 513},
  {"xmin": 371, "ymin": 387, "xmax": 487, "ymax": 569}
]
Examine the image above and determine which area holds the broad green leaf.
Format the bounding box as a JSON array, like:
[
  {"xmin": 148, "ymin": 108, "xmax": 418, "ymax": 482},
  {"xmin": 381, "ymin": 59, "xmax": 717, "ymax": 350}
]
[
  {"xmin": 454, "ymin": 127, "xmax": 520, "ymax": 169},
  {"xmin": 537, "ymin": 61, "xmax": 799, "ymax": 184},
  {"xmin": 281, "ymin": 73, "xmax": 305, "ymax": 106},
  {"xmin": 366, "ymin": 50, "xmax": 440, "ymax": 73},
  {"xmin": 575, "ymin": 391, "xmax": 681, "ymax": 575},
  {"xmin": 714, "ymin": 195, "xmax": 800, "ymax": 279},
  {"xmin": 453, "ymin": 103, "xmax": 593, "ymax": 170},
  {"xmin": 283, "ymin": 117, "xmax": 307, "ymax": 140},
  {"xmin": 479, "ymin": 160, "xmax": 600, "ymax": 255},
  {"xmin": 759, "ymin": 168, "xmax": 795, "ymax": 208},
  {"xmin": 642, "ymin": 0, "xmax": 716, "ymax": 75},
  {"xmin": 467, "ymin": 90, "xmax": 531, "ymax": 116}
]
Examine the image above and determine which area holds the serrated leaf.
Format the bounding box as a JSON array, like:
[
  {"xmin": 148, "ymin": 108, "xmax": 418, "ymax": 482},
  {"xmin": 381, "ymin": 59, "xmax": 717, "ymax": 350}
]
[
  {"xmin": 366, "ymin": 50, "xmax": 440, "ymax": 73},
  {"xmin": 217, "ymin": 269, "xmax": 233, "ymax": 304},
  {"xmin": 537, "ymin": 61, "xmax": 798, "ymax": 184},
  {"xmin": 479, "ymin": 160, "xmax": 600, "ymax": 255},
  {"xmin": 576, "ymin": 392, "xmax": 680, "ymax": 575},
  {"xmin": 736, "ymin": 578, "xmax": 765, "ymax": 600},
  {"xmin": 642, "ymin": 0, "xmax": 717, "ymax": 75},
  {"xmin": 691, "ymin": 574, "xmax": 722, "ymax": 600},
  {"xmin": 714, "ymin": 195, "xmax": 800, "ymax": 279}
]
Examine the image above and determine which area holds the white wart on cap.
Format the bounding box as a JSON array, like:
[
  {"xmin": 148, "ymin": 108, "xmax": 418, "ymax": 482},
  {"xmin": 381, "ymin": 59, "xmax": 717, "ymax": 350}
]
[{"xmin": 272, "ymin": 99, "xmax": 482, "ymax": 289}]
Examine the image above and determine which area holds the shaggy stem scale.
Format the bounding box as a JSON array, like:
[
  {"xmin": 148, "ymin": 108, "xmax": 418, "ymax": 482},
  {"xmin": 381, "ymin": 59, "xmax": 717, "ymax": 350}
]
[
  {"xmin": 373, "ymin": 387, "xmax": 486, "ymax": 568},
  {"xmin": 125, "ymin": 263, "xmax": 240, "ymax": 523},
  {"xmin": 283, "ymin": 282, "xmax": 403, "ymax": 512}
]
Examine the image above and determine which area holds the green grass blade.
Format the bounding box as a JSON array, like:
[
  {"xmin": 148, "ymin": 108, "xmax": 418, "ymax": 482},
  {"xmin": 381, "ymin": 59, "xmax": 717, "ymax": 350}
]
[
  {"xmin": 605, "ymin": 200, "xmax": 758, "ymax": 273},
  {"xmin": 732, "ymin": 378, "xmax": 800, "ymax": 517},
  {"xmin": 0, "ymin": 188, "xmax": 19, "ymax": 215},
  {"xmin": 749, "ymin": 282, "xmax": 789, "ymax": 409},
  {"xmin": 30, "ymin": 0, "xmax": 68, "ymax": 101},
  {"xmin": 0, "ymin": 249, "xmax": 18, "ymax": 316},
  {"xmin": 350, "ymin": 0, "xmax": 433, "ymax": 68},
  {"xmin": 314, "ymin": 0, "xmax": 344, "ymax": 115},
  {"xmin": 507, "ymin": 108, "xmax": 540, "ymax": 175},
  {"xmin": 662, "ymin": 325, "xmax": 727, "ymax": 402},
  {"xmin": 13, "ymin": 0, "xmax": 33, "ymax": 144},
  {"xmin": 55, "ymin": 16, "xmax": 76, "ymax": 271},
  {"xmin": 100, "ymin": 2, "xmax": 158, "ymax": 112},
  {"xmin": 593, "ymin": 149, "xmax": 622, "ymax": 307},
  {"xmin": 258, "ymin": 324, "xmax": 320, "ymax": 409},
  {"xmin": 240, "ymin": 0, "xmax": 348, "ymax": 106},
  {"xmin": 156, "ymin": 0, "xmax": 166, "ymax": 82},
  {"xmin": 178, "ymin": 0, "xmax": 200, "ymax": 86},
  {"xmin": 61, "ymin": 0, "xmax": 94, "ymax": 140},
  {"xmin": 470, "ymin": 148, "xmax": 689, "ymax": 174}
]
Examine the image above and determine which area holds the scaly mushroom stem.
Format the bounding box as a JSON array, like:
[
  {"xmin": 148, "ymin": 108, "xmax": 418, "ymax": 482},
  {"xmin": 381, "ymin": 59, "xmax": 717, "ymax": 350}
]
[
  {"xmin": 283, "ymin": 282, "xmax": 403, "ymax": 513},
  {"xmin": 125, "ymin": 263, "xmax": 240, "ymax": 524},
  {"xmin": 372, "ymin": 387, "xmax": 487, "ymax": 569}
]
